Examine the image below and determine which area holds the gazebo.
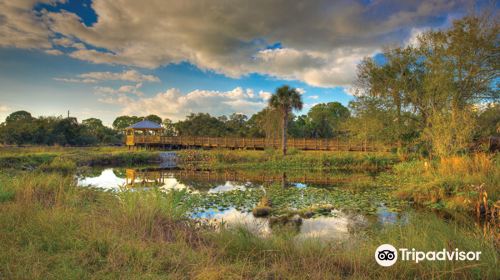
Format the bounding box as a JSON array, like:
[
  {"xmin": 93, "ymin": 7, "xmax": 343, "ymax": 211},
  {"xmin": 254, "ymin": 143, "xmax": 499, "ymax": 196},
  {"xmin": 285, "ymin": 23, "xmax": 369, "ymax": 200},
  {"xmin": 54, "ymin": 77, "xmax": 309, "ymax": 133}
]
[{"xmin": 125, "ymin": 120, "xmax": 164, "ymax": 147}]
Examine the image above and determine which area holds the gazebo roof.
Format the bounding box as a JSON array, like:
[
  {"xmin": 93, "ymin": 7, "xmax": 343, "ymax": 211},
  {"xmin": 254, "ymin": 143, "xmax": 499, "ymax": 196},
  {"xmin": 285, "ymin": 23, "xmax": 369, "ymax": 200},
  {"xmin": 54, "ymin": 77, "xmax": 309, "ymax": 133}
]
[{"xmin": 126, "ymin": 120, "xmax": 163, "ymax": 130}]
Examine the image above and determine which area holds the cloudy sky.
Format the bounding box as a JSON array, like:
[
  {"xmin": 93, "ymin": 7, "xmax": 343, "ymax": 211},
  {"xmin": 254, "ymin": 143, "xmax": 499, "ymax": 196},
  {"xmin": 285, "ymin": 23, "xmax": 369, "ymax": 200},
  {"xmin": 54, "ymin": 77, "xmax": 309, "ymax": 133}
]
[{"xmin": 0, "ymin": 0, "xmax": 482, "ymax": 125}]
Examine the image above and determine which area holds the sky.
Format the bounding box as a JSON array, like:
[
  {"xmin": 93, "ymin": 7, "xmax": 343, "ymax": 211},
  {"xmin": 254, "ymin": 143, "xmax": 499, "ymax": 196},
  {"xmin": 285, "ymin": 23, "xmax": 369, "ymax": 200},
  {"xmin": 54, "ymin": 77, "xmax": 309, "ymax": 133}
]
[{"xmin": 0, "ymin": 0, "xmax": 482, "ymax": 125}]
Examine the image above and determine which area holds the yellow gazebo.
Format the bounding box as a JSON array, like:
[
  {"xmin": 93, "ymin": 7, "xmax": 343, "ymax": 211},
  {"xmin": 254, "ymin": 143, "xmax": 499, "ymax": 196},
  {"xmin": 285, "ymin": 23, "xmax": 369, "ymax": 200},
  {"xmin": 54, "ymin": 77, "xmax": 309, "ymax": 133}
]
[{"xmin": 125, "ymin": 120, "xmax": 164, "ymax": 147}]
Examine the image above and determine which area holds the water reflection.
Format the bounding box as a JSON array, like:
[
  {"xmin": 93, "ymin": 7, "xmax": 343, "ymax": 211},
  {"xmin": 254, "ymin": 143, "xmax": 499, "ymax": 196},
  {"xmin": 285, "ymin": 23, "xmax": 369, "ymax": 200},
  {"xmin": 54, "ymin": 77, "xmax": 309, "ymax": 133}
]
[
  {"xmin": 77, "ymin": 169, "xmax": 126, "ymax": 190},
  {"xmin": 195, "ymin": 207, "xmax": 373, "ymax": 240},
  {"xmin": 78, "ymin": 167, "xmax": 371, "ymax": 191},
  {"xmin": 77, "ymin": 167, "xmax": 406, "ymax": 239}
]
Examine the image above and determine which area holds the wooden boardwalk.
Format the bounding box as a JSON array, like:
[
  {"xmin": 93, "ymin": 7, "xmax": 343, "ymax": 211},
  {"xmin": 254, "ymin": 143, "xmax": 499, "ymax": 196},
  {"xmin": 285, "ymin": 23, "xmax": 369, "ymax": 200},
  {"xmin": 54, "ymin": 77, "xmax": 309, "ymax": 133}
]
[{"xmin": 126, "ymin": 135, "xmax": 386, "ymax": 152}]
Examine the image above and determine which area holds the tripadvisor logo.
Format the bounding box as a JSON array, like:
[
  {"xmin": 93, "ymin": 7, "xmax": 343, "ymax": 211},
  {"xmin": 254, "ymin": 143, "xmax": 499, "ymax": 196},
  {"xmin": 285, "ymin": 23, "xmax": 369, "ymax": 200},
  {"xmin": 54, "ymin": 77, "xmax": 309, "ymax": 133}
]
[
  {"xmin": 375, "ymin": 244, "xmax": 481, "ymax": 267},
  {"xmin": 375, "ymin": 244, "xmax": 398, "ymax": 267}
]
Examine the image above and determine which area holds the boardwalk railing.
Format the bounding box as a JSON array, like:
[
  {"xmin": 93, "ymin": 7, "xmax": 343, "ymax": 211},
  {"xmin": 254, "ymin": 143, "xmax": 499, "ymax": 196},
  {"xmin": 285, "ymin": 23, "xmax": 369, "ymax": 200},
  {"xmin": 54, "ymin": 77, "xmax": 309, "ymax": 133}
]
[{"xmin": 126, "ymin": 135, "xmax": 387, "ymax": 152}]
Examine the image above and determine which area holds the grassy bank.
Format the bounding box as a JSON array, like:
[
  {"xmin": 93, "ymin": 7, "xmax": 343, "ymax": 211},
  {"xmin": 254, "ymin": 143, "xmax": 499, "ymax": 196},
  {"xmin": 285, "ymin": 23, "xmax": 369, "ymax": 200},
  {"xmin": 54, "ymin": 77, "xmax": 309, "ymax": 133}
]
[
  {"xmin": 178, "ymin": 149, "xmax": 399, "ymax": 171},
  {"xmin": 379, "ymin": 153, "xmax": 500, "ymax": 212},
  {"xmin": 0, "ymin": 146, "xmax": 398, "ymax": 171},
  {"xmin": 0, "ymin": 146, "xmax": 161, "ymax": 170},
  {"xmin": 0, "ymin": 171, "xmax": 497, "ymax": 279}
]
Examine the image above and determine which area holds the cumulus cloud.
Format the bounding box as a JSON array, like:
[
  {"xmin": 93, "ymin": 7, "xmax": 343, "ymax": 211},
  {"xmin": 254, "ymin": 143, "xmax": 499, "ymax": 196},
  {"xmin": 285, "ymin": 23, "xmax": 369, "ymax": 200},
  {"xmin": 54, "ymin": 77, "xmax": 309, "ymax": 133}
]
[
  {"xmin": 2, "ymin": 0, "xmax": 471, "ymax": 87},
  {"xmin": 44, "ymin": 48, "xmax": 63, "ymax": 55},
  {"xmin": 308, "ymin": 95, "xmax": 319, "ymax": 100},
  {"xmin": 259, "ymin": 91, "xmax": 272, "ymax": 101},
  {"xmin": 80, "ymin": 70, "xmax": 159, "ymax": 82},
  {"xmin": 55, "ymin": 69, "xmax": 159, "ymax": 83},
  {"xmin": 102, "ymin": 87, "xmax": 267, "ymax": 121},
  {"xmin": 94, "ymin": 82, "xmax": 144, "ymax": 96},
  {"xmin": 296, "ymin": 88, "xmax": 306, "ymax": 95},
  {"xmin": 0, "ymin": 0, "xmax": 61, "ymax": 49}
]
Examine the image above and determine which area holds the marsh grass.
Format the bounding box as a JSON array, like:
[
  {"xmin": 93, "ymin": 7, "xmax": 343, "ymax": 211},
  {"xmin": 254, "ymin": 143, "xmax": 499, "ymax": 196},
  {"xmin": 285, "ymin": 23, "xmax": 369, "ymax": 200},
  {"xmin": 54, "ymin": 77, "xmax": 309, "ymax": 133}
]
[
  {"xmin": 385, "ymin": 153, "xmax": 499, "ymax": 212},
  {"xmin": 0, "ymin": 171, "xmax": 497, "ymax": 279},
  {"xmin": 0, "ymin": 146, "xmax": 161, "ymax": 171},
  {"xmin": 179, "ymin": 149, "xmax": 399, "ymax": 171},
  {"xmin": 0, "ymin": 147, "xmax": 498, "ymax": 278}
]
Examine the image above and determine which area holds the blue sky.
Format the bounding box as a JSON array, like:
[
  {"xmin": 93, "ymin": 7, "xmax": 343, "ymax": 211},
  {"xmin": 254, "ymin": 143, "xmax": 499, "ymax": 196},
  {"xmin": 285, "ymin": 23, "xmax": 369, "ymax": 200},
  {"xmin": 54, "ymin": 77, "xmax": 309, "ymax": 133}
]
[{"xmin": 0, "ymin": 0, "xmax": 480, "ymax": 125}]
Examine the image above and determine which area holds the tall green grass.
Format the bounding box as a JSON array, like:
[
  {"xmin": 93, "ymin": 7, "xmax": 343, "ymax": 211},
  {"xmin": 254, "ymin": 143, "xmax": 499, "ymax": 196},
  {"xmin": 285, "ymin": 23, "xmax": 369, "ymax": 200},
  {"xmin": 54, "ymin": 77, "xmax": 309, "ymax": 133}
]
[
  {"xmin": 0, "ymin": 171, "xmax": 497, "ymax": 279},
  {"xmin": 0, "ymin": 146, "xmax": 161, "ymax": 170},
  {"xmin": 178, "ymin": 149, "xmax": 399, "ymax": 171}
]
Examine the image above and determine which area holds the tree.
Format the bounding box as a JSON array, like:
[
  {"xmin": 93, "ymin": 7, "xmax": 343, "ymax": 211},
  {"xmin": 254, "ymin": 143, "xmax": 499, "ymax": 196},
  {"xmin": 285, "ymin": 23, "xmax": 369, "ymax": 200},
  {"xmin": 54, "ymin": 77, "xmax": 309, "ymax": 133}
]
[
  {"xmin": 477, "ymin": 103, "xmax": 500, "ymax": 138},
  {"xmin": 82, "ymin": 118, "xmax": 120, "ymax": 144},
  {"xmin": 268, "ymin": 85, "xmax": 303, "ymax": 155},
  {"xmin": 225, "ymin": 113, "xmax": 249, "ymax": 137},
  {"xmin": 144, "ymin": 114, "xmax": 162, "ymax": 124},
  {"xmin": 0, "ymin": 111, "xmax": 36, "ymax": 144},
  {"xmin": 82, "ymin": 118, "xmax": 104, "ymax": 134},
  {"xmin": 162, "ymin": 118, "xmax": 177, "ymax": 136},
  {"xmin": 5, "ymin": 110, "xmax": 33, "ymax": 123},
  {"xmin": 175, "ymin": 113, "xmax": 227, "ymax": 137},
  {"xmin": 287, "ymin": 115, "xmax": 311, "ymax": 138},
  {"xmin": 112, "ymin": 116, "xmax": 142, "ymax": 130},
  {"xmin": 351, "ymin": 13, "xmax": 499, "ymax": 156},
  {"xmin": 307, "ymin": 102, "xmax": 350, "ymax": 138}
]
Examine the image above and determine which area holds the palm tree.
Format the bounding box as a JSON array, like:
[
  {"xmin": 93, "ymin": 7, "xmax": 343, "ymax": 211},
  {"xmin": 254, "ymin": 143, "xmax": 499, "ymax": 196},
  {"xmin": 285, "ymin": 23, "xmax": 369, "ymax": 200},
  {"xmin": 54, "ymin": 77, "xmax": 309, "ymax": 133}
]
[{"xmin": 269, "ymin": 85, "xmax": 303, "ymax": 155}]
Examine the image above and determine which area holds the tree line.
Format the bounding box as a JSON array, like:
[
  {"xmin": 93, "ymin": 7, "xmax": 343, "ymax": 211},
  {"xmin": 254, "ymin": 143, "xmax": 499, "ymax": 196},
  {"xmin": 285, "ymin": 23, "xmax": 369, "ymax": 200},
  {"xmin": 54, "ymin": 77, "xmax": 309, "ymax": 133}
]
[
  {"xmin": 0, "ymin": 99, "xmax": 351, "ymax": 147},
  {"xmin": 0, "ymin": 14, "xmax": 498, "ymax": 156}
]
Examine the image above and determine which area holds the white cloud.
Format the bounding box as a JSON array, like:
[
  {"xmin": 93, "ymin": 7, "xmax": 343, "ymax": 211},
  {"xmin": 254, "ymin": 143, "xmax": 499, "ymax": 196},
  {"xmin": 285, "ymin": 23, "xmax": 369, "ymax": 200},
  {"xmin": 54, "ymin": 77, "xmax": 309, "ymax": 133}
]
[
  {"xmin": 308, "ymin": 95, "xmax": 319, "ymax": 99},
  {"xmin": 0, "ymin": 0, "xmax": 61, "ymax": 49},
  {"xmin": 303, "ymin": 103, "xmax": 319, "ymax": 109},
  {"xmin": 103, "ymin": 87, "xmax": 268, "ymax": 121},
  {"xmin": 259, "ymin": 90, "xmax": 272, "ymax": 101},
  {"xmin": 2, "ymin": 0, "xmax": 470, "ymax": 87},
  {"xmin": 80, "ymin": 70, "xmax": 159, "ymax": 82},
  {"xmin": 44, "ymin": 49, "xmax": 63, "ymax": 55},
  {"xmin": 55, "ymin": 69, "xmax": 159, "ymax": 84},
  {"xmin": 54, "ymin": 77, "xmax": 97, "ymax": 83},
  {"xmin": 94, "ymin": 82, "xmax": 144, "ymax": 96},
  {"xmin": 52, "ymin": 37, "xmax": 74, "ymax": 47},
  {"xmin": 296, "ymin": 88, "xmax": 306, "ymax": 95}
]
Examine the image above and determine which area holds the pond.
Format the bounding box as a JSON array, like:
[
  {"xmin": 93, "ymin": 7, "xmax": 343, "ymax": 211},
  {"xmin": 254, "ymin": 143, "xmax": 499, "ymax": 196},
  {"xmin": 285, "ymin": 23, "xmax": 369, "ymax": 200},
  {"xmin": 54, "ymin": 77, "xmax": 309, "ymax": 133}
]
[{"xmin": 76, "ymin": 166, "xmax": 409, "ymax": 240}]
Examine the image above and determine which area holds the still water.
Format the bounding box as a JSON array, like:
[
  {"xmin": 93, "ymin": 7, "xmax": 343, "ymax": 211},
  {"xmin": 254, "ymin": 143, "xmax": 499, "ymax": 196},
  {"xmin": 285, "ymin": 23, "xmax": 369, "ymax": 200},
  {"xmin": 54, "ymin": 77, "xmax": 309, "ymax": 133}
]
[{"xmin": 77, "ymin": 167, "xmax": 408, "ymax": 239}]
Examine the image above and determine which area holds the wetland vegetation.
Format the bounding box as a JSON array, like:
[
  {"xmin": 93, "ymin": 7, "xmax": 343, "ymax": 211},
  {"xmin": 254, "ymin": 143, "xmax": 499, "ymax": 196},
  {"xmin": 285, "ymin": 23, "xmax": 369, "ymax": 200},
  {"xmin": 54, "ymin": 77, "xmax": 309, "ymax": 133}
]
[
  {"xmin": 0, "ymin": 146, "xmax": 498, "ymax": 279},
  {"xmin": 0, "ymin": 12, "xmax": 499, "ymax": 279}
]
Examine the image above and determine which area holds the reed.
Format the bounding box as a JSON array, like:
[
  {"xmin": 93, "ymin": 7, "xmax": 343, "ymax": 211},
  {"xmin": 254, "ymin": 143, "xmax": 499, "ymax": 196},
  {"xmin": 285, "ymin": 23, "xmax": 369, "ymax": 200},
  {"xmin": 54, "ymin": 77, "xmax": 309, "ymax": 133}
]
[{"xmin": 0, "ymin": 172, "xmax": 497, "ymax": 279}]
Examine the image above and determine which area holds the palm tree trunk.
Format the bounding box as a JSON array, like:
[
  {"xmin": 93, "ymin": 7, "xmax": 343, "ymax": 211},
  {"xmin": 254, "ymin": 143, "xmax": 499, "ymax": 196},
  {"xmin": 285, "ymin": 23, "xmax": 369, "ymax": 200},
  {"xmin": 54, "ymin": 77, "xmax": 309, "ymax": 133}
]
[{"xmin": 282, "ymin": 110, "xmax": 288, "ymax": 155}]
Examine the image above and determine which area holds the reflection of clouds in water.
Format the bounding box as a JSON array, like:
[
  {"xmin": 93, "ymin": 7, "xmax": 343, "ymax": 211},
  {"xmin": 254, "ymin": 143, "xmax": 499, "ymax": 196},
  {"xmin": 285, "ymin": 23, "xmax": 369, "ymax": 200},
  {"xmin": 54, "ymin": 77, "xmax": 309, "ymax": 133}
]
[
  {"xmin": 159, "ymin": 178, "xmax": 190, "ymax": 192},
  {"xmin": 197, "ymin": 208, "xmax": 369, "ymax": 241},
  {"xmin": 77, "ymin": 169, "xmax": 126, "ymax": 190},
  {"xmin": 297, "ymin": 211, "xmax": 367, "ymax": 240},
  {"xmin": 208, "ymin": 181, "xmax": 247, "ymax": 193},
  {"xmin": 298, "ymin": 216, "xmax": 349, "ymax": 239},
  {"xmin": 200, "ymin": 208, "xmax": 272, "ymax": 237}
]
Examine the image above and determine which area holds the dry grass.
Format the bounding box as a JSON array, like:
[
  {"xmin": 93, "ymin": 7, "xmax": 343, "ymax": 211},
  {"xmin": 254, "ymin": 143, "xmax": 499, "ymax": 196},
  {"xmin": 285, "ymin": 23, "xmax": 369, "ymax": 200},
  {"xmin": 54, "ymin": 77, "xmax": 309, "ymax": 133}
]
[
  {"xmin": 438, "ymin": 153, "xmax": 493, "ymax": 177},
  {"xmin": 0, "ymin": 171, "xmax": 498, "ymax": 279},
  {"xmin": 390, "ymin": 153, "xmax": 499, "ymax": 213}
]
